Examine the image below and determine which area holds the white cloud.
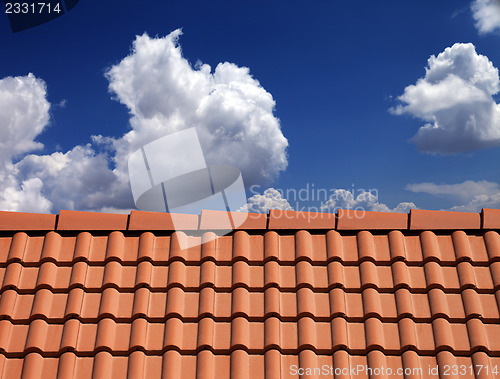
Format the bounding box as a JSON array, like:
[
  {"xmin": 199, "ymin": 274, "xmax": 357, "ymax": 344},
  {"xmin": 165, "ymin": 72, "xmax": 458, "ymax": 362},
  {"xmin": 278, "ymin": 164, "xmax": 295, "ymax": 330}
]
[
  {"xmin": 450, "ymin": 193, "xmax": 500, "ymax": 212},
  {"xmin": 239, "ymin": 188, "xmax": 293, "ymax": 213},
  {"xmin": 320, "ymin": 189, "xmax": 417, "ymax": 213},
  {"xmin": 0, "ymin": 73, "xmax": 129, "ymax": 213},
  {"xmin": 0, "ymin": 74, "xmax": 50, "ymax": 164},
  {"xmin": 471, "ymin": 0, "xmax": 500, "ymax": 34},
  {"xmin": 0, "ymin": 73, "xmax": 55, "ymax": 212},
  {"xmin": 240, "ymin": 188, "xmax": 417, "ymax": 214},
  {"xmin": 106, "ymin": 30, "xmax": 288, "ymax": 186},
  {"xmin": 406, "ymin": 180, "xmax": 499, "ymax": 203},
  {"xmin": 0, "ymin": 142, "xmax": 129, "ymax": 213},
  {"xmin": 406, "ymin": 179, "xmax": 500, "ymax": 212},
  {"xmin": 391, "ymin": 43, "xmax": 500, "ymax": 154},
  {"xmin": 0, "ymin": 30, "xmax": 288, "ymax": 213},
  {"xmin": 13, "ymin": 145, "xmax": 132, "ymax": 211},
  {"xmin": 0, "ymin": 178, "xmax": 52, "ymax": 213}
]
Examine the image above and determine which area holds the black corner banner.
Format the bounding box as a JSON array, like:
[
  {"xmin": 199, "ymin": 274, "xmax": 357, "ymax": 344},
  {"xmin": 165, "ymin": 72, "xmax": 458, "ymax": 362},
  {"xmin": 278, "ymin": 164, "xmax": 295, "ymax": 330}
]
[{"xmin": 4, "ymin": 0, "xmax": 79, "ymax": 32}]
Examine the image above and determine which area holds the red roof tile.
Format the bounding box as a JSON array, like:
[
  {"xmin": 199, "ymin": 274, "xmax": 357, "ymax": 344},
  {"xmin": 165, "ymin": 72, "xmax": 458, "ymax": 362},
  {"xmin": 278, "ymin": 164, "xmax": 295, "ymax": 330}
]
[
  {"xmin": 128, "ymin": 210, "xmax": 199, "ymax": 231},
  {"xmin": 409, "ymin": 209, "xmax": 481, "ymax": 230},
  {"xmin": 57, "ymin": 210, "xmax": 128, "ymax": 231},
  {"xmin": 337, "ymin": 209, "xmax": 408, "ymax": 230},
  {"xmin": 199, "ymin": 210, "xmax": 268, "ymax": 230},
  {"xmin": 268, "ymin": 209, "xmax": 336, "ymax": 229},
  {"xmin": 232, "ymin": 211, "xmax": 268, "ymax": 230},
  {"xmin": 0, "ymin": 211, "xmax": 56, "ymax": 231},
  {"xmin": 0, "ymin": 208, "xmax": 500, "ymax": 378},
  {"xmin": 482, "ymin": 208, "xmax": 500, "ymax": 229}
]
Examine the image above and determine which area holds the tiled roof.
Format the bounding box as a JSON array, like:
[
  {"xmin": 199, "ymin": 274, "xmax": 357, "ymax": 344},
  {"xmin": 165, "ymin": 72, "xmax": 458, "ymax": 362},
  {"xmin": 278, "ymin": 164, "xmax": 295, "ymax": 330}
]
[{"xmin": 1, "ymin": 208, "xmax": 500, "ymax": 378}]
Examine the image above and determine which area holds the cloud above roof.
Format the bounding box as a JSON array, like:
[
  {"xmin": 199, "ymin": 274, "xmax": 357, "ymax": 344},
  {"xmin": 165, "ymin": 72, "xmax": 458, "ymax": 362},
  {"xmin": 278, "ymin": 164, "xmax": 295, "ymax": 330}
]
[
  {"xmin": 406, "ymin": 179, "xmax": 500, "ymax": 212},
  {"xmin": 320, "ymin": 189, "xmax": 417, "ymax": 213},
  {"xmin": 406, "ymin": 180, "xmax": 499, "ymax": 203},
  {"xmin": 239, "ymin": 188, "xmax": 417, "ymax": 214},
  {"xmin": 0, "ymin": 30, "xmax": 288, "ymax": 213},
  {"xmin": 0, "ymin": 74, "xmax": 49, "ymax": 163},
  {"xmin": 239, "ymin": 188, "xmax": 293, "ymax": 213},
  {"xmin": 0, "ymin": 74, "xmax": 53, "ymax": 212},
  {"xmin": 391, "ymin": 43, "xmax": 500, "ymax": 154},
  {"xmin": 106, "ymin": 29, "xmax": 288, "ymax": 186},
  {"xmin": 471, "ymin": 0, "xmax": 500, "ymax": 34}
]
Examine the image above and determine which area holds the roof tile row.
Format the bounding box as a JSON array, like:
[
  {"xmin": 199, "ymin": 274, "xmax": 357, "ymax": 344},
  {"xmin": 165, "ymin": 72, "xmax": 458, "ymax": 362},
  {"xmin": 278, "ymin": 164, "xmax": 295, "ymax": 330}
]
[
  {"xmin": 1, "ymin": 317, "xmax": 499, "ymax": 355},
  {"xmin": 2, "ymin": 230, "xmax": 500, "ymax": 264},
  {"xmin": 3, "ymin": 350, "xmax": 500, "ymax": 379},
  {"xmin": 1, "ymin": 287, "xmax": 499, "ymax": 322},
  {"xmin": 2, "ymin": 208, "xmax": 500, "ymax": 232},
  {"xmin": 1, "ymin": 260, "xmax": 499, "ymax": 292}
]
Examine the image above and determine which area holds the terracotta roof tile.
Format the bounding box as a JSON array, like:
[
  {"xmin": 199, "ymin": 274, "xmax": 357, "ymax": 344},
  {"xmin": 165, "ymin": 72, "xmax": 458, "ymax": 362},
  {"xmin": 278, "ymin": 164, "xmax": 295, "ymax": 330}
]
[
  {"xmin": 410, "ymin": 209, "xmax": 481, "ymax": 230},
  {"xmin": 1, "ymin": 209, "xmax": 500, "ymax": 377},
  {"xmin": 0, "ymin": 212, "xmax": 56, "ymax": 231},
  {"xmin": 128, "ymin": 210, "xmax": 199, "ymax": 231},
  {"xmin": 199, "ymin": 210, "xmax": 268, "ymax": 230},
  {"xmin": 268, "ymin": 209, "xmax": 336, "ymax": 229},
  {"xmin": 482, "ymin": 208, "xmax": 500, "ymax": 229},
  {"xmin": 57, "ymin": 210, "xmax": 128, "ymax": 231},
  {"xmin": 337, "ymin": 209, "xmax": 408, "ymax": 230}
]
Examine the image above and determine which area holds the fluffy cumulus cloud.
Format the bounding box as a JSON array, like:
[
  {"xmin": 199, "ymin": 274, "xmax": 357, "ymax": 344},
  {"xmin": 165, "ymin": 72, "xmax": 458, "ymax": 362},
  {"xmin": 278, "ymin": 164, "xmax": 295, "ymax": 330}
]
[
  {"xmin": 0, "ymin": 74, "xmax": 54, "ymax": 212},
  {"xmin": 406, "ymin": 179, "xmax": 500, "ymax": 212},
  {"xmin": 13, "ymin": 146, "xmax": 133, "ymax": 211},
  {"xmin": 239, "ymin": 188, "xmax": 293, "ymax": 213},
  {"xmin": 0, "ymin": 30, "xmax": 288, "ymax": 213},
  {"xmin": 0, "ymin": 74, "xmax": 50, "ymax": 164},
  {"xmin": 0, "ymin": 138, "xmax": 131, "ymax": 213},
  {"xmin": 0, "ymin": 74, "xmax": 133, "ymax": 213},
  {"xmin": 106, "ymin": 29, "xmax": 288, "ymax": 185},
  {"xmin": 0, "ymin": 178, "xmax": 52, "ymax": 213},
  {"xmin": 320, "ymin": 189, "xmax": 417, "ymax": 213},
  {"xmin": 391, "ymin": 43, "xmax": 500, "ymax": 154},
  {"xmin": 471, "ymin": 0, "xmax": 500, "ymax": 34}
]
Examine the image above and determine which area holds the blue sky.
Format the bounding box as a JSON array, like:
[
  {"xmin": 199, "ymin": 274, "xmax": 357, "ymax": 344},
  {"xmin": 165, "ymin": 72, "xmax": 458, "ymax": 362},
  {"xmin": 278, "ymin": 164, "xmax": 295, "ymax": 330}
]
[{"xmin": 1, "ymin": 0, "xmax": 500, "ymax": 214}]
